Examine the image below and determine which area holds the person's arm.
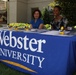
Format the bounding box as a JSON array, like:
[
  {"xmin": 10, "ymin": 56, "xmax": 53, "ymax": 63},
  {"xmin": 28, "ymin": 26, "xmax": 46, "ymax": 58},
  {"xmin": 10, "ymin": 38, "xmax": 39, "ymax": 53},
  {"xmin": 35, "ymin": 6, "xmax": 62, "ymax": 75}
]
[
  {"xmin": 30, "ymin": 24, "xmax": 33, "ymax": 29},
  {"xmin": 39, "ymin": 24, "xmax": 44, "ymax": 29},
  {"xmin": 39, "ymin": 19, "xmax": 44, "ymax": 29},
  {"xmin": 30, "ymin": 20, "xmax": 33, "ymax": 29},
  {"xmin": 63, "ymin": 18, "xmax": 68, "ymax": 29}
]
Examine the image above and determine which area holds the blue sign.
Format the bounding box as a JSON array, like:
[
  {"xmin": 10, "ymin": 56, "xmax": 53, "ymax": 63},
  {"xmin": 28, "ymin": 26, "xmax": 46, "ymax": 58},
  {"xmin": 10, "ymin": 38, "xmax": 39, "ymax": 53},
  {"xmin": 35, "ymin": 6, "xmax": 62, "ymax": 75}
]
[{"xmin": 0, "ymin": 30, "xmax": 76, "ymax": 75}]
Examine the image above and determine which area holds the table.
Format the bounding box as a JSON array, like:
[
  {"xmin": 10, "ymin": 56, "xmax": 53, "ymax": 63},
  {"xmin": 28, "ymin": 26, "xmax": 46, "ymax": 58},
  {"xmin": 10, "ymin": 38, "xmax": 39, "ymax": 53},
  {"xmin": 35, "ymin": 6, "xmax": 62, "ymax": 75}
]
[{"xmin": 0, "ymin": 29, "xmax": 76, "ymax": 75}]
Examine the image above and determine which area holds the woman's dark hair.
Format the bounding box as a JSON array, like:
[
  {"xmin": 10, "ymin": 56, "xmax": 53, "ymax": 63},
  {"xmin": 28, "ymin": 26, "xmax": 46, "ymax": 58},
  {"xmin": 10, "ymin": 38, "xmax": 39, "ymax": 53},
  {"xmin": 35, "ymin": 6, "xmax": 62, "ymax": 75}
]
[
  {"xmin": 54, "ymin": 6, "xmax": 62, "ymax": 11},
  {"xmin": 32, "ymin": 9, "xmax": 42, "ymax": 19}
]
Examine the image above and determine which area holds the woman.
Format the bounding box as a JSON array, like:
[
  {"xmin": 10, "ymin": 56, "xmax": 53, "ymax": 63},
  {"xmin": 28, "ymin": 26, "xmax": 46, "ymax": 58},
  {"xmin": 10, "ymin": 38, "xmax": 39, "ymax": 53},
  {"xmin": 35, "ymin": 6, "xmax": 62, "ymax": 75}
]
[
  {"xmin": 51, "ymin": 6, "xmax": 68, "ymax": 30},
  {"xmin": 30, "ymin": 9, "xmax": 44, "ymax": 29}
]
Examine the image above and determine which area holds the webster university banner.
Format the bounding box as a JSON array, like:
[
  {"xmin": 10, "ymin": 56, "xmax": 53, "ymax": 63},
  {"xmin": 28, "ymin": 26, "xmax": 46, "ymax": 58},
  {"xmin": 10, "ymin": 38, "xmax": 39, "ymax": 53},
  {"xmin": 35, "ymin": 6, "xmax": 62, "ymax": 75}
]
[{"xmin": 0, "ymin": 30, "xmax": 76, "ymax": 75}]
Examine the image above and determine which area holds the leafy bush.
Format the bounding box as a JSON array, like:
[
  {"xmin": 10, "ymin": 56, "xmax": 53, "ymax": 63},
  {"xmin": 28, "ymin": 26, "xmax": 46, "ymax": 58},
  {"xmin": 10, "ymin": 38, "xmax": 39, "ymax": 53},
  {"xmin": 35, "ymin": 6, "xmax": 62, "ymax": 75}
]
[
  {"xmin": 42, "ymin": 7, "xmax": 53, "ymax": 24},
  {"xmin": 56, "ymin": 0, "xmax": 76, "ymax": 26}
]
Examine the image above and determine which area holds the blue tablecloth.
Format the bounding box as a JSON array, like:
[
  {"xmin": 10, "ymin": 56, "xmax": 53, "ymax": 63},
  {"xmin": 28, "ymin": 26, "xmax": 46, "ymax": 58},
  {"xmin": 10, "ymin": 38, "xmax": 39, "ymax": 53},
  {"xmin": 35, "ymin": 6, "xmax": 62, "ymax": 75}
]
[{"xmin": 0, "ymin": 30, "xmax": 76, "ymax": 75}]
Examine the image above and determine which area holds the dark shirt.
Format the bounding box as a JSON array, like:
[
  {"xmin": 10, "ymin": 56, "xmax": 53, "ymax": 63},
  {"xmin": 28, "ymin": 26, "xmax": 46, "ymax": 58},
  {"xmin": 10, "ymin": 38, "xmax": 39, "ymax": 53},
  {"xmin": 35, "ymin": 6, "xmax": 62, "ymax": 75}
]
[
  {"xmin": 30, "ymin": 18, "xmax": 43, "ymax": 29},
  {"xmin": 51, "ymin": 17, "xmax": 68, "ymax": 30}
]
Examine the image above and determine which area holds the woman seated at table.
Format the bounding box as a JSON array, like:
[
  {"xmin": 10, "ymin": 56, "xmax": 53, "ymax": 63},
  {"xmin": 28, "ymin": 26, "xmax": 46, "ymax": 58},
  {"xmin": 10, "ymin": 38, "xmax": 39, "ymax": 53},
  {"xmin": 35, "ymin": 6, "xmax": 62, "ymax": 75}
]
[
  {"xmin": 30, "ymin": 9, "xmax": 44, "ymax": 29},
  {"xmin": 51, "ymin": 6, "xmax": 68, "ymax": 30}
]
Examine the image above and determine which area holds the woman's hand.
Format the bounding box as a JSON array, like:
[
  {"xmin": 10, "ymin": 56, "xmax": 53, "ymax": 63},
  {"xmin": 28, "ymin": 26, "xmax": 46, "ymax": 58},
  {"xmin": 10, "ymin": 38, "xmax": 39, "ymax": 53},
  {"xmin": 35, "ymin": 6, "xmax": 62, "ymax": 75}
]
[
  {"xmin": 30, "ymin": 24, "xmax": 33, "ymax": 29},
  {"xmin": 39, "ymin": 24, "xmax": 44, "ymax": 29}
]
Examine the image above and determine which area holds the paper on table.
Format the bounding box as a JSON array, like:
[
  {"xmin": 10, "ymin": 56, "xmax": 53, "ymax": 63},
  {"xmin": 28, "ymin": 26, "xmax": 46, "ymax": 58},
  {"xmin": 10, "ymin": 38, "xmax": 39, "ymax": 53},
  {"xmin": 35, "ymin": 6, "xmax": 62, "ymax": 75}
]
[
  {"xmin": 30, "ymin": 29, "xmax": 48, "ymax": 33},
  {"xmin": 41, "ymin": 30, "xmax": 70, "ymax": 36}
]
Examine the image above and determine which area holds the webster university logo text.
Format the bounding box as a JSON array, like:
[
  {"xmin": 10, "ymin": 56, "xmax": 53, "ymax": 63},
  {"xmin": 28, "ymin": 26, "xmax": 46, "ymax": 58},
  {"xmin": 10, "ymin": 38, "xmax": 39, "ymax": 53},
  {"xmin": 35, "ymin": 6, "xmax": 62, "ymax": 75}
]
[{"xmin": 0, "ymin": 30, "xmax": 46, "ymax": 70}]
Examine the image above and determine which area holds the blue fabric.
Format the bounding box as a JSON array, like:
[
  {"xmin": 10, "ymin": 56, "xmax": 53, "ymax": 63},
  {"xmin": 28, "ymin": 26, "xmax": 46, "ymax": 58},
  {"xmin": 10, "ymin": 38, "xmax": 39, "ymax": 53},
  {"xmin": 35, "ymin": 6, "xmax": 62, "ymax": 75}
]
[
  {"xmin": 30, "ymin": 18, "xmax": 43, "ymax": 28},
  {"xmin": 0, "ymin": 30, "xmax": 76, "ymax": 75}
]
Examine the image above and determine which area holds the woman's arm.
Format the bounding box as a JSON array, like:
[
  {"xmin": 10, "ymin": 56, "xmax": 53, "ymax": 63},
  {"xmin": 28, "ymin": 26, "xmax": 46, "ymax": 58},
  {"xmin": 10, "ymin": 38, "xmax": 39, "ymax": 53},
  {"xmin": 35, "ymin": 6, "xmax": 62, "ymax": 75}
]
[
  {"xmin": 63, "ymin": 18, "xmax": 68, "ymax": 28},
  {"xmin": 39, "ymin": 24, "xmax": 44, "ymax": 29},
  {"xmin": 30, "ymin": 24, "xmax": 33, "ymax": 29}
]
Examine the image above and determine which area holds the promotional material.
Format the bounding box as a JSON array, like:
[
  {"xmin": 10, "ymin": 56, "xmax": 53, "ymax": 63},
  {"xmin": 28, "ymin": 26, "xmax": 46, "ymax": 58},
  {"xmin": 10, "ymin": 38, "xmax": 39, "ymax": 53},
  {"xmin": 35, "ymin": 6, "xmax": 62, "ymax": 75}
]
[{"xmin": 0, "ymin": 30, "xmax": 76, "ymax": 75}]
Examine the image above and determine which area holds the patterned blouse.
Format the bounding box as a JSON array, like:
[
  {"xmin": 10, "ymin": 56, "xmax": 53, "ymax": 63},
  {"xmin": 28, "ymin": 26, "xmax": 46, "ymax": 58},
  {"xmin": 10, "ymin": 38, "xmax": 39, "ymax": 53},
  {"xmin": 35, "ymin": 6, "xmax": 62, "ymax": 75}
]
[{"xmin": 51, "ymin": 17, "xmax": 68, "ymax": 30}]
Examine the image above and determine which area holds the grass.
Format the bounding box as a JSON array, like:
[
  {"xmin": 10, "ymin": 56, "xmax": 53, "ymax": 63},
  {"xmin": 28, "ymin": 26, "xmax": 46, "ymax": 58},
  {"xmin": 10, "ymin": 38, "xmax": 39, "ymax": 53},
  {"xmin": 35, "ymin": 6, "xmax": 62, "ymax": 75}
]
[
  {"xmin": 0, "ymin": 62, "xmax": 31, "ymax": 75},
  {"xmin": 0, "ymin": 62, "xmax": 76, "ymax": 75}
]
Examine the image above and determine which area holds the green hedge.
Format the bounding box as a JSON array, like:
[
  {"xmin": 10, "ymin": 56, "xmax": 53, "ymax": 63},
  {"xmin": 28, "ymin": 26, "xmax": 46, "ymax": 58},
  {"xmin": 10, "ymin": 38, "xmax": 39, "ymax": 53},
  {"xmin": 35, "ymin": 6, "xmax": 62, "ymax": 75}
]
[{"xmin": 56, "ymin": 0, "xmax": 76, "ymax": 26}]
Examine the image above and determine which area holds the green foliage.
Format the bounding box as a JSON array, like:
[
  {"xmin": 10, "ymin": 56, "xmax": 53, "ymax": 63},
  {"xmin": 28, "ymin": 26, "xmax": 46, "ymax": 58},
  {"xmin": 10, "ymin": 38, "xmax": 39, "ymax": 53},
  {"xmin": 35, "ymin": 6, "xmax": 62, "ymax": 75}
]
[
  {"xmin": 56, "ymin": 0, "xmax": 76, "ymax": 26},
  {"xmin": 42, "ymin": 8, "xmax": 53, "ymax": 24}
]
